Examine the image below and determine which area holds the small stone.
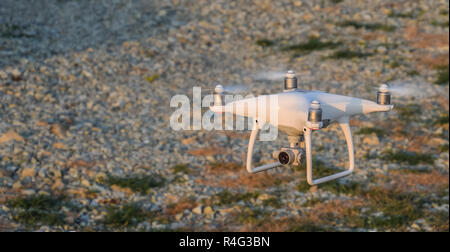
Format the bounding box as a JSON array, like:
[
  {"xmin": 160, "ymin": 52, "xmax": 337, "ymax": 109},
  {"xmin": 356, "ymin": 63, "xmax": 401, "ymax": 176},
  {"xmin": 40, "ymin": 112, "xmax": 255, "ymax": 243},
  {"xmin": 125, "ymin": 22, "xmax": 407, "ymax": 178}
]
[
  {"xmin": 175, "ymin": 213, "xmax": 183, "ymax": 221},
  {"xmin": 181, "ymin": 137, "xmax": 196, "ymax": 145},
  {"xmin": 0, "ymin": 130, "xmax": 24, "ymax": 144},
  {"xmin": 203, "ymin": 206, "xmax": 214, "ymax": 215},
  {"xmin": 363, "ymin": 134, "xmax": 380, "ymax": 145},
  {"xmin": 22, "ymin": 189, "xmax": 36, "ymax": 196},
  {"xmin": 0, "ymin": 70, "xmax": 8, "ymax": 80},
  {"xmin": 21, "ymin": 168, "xmax": 36, "ymax": 178},
  {"xmin": 258, "ymin": 193, "xmax": 271, "ymax": 201},
  {"xmin": 53, "ymin": 142, "xmax": 68, "ymax": 149},
  {"xmin": 192, "ymin": 205, "xmax": 203, "ymax": 215},
  {"xmin": 50, "ymin": 124, "xmax": 65, "ymax": 138},
  {"xmin": 377, "ymin": 46, "xmax": 387, "ymax": 54},
  {"xmin": 11, "ymin": 69, "xmax": 21, "ymax": 81}
]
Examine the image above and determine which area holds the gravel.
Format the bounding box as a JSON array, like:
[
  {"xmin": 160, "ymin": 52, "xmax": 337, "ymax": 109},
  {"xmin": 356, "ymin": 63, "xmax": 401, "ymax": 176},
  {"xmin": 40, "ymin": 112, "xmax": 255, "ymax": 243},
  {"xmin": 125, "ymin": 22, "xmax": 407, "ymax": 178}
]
[{"xmin": 0, "ymin": 0, "xmax": 448, "ymax": 231}]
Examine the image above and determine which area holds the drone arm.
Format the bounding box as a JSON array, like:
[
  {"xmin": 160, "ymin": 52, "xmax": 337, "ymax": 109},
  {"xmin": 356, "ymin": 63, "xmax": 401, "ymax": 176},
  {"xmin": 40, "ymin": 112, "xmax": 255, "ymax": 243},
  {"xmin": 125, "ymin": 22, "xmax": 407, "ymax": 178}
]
[
  {"xmin": 304, "ymin": 117, "xmax": 355, "ymax": 185},
  {"xmin": 246, "ymin": 124, "xmax": 282, "ymax": 173}
]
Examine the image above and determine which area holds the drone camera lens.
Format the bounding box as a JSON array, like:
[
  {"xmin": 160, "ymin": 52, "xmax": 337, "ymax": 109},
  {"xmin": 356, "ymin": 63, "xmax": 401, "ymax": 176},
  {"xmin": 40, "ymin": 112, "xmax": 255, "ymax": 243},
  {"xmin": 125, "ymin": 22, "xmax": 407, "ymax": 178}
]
[{"xmin": 278, "ymin": 151, "xmax": 294, "ymax": 165}]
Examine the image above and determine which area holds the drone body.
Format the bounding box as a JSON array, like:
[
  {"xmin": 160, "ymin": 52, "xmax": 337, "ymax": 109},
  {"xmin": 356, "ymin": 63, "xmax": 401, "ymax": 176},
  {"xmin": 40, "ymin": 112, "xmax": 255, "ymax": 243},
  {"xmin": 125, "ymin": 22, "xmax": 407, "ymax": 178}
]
[{"xmin": 210, "ymin": 71, "xmax": 394, "ymax": 185}]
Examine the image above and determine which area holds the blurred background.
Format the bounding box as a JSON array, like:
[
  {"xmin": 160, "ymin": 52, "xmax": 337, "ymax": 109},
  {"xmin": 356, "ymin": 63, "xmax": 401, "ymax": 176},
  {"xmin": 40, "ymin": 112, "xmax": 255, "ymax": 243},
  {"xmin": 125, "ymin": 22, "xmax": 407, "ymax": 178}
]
[{"xmin": 0, "ymin": 0, "xmax": 448, "ymax": 232}]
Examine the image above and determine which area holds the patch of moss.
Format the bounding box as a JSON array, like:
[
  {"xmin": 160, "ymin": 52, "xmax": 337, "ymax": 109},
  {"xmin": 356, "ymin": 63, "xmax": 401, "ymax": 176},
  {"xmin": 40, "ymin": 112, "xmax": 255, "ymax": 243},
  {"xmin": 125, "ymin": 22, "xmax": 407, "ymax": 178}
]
[
  {"xmin": 301, "ymin": 198, "xmax": 325, "ymax": 207},
  {"xmin": 145, "ymin": 74, "xmax": 160, "ymax": 83},
  {"xmin": 319, "ymin": 181, "xmax": 363, "ymax": 195},
  {"xmin": 262, "ymin": 197, "xmax": 283, "ymax": 208},
  {"xmin": 438, "ymin": 144, "xmax": 449, "ymax": 153},
  {"xmin": 434, "ymin": 65, "xmax": 449, "ymax": 85},
  {"xmin": 287, "ymin": 222, "xmax": 333, "ymax": 232},
  {"xmin": 390, "ymin": 61, "xmax": 401, "ymax": 68},
  {"xmin": 8, "ymin": 195, "xmax": 68, "ymax": 227},
  {"xmin": 326, "ymin": 50, "xmax": 373, "ymax": 59},
  {"xmin": 337, "ymin": 21, "xmax": 396, "ymax": 32},
  {"xmin": 357, "ymin": 189, "xmax": 425, "ymax": 230},
  {"xmin": 407, "ymin": 70, "xmax": 420, "ymax": 76},
  {"xmin": 355, "ymin": 127, "xmax": 386, "ymax": 138},
  {"xmin": 282, "ymin": 38, "xmax": 341, "ymax": 55},
  {"xmin": 255, "ymin": 39, "xmax": 274, "ymax": 48},
  {"xmin": 434, "ymin": 113, "xmax": 449, "ymax": 126},
  {"xmin": 171, "ymin": 164, "xmax": 192, "ymax": 174},
  {"xmin": 388, "ymin": 11, "xmax": 414, "ymax": 18},
  {"xmin": 431, "ymin": 20, "xmax": 449, "ymax": 28},
  {"xmin": 395, "ymin": 104, "xmax": 421, "ymax": 120},
  {"xmin": 208, "ymin": 190, "xmax": 260, "ymax": 206},
  {"xmin": 236, "ymin": 208, "xmax": 270, "ymax": 225},
  {"xmin": 381, "ymin": 150, "xmax": 434, "ymax": 165},
  {"xmin": 0, "ymin": 23, "xmax": 35, "ymax": 38},
  {"xmin": 103, "ymin": 204, "xmax": 152, "ymax": 228},
  {"xmin": 103, "ymin": 174, "xmax": 165, "ymax": 194}
]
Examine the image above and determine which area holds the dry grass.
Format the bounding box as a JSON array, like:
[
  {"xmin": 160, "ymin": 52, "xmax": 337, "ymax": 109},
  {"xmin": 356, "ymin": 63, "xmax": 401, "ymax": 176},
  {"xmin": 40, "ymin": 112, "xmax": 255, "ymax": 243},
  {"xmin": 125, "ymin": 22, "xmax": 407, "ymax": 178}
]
[
  {"xmin": 238, "ymin": 199, "xmax": 364, "ymax": 232},
  {"xmin": 381, "ymin": 170, "xmax": 449, "ymax": 193},
  {"xmin": 404, "ymin": 25, "xmax": 449, "ymax": 49},
  {"xmin": 187, "ymin": 147, "xmax": 227, "ymax": 156},
  {"xmin": 165, "ymin": 197, "xmax": 198, "ymax": 216},
  {"xmin": 196, "ymin": 161, "xmax": 293, "ymax": 189},
  {"xmin": 206, "ymin": 162, "xmax": 242, "ymax": 174}
]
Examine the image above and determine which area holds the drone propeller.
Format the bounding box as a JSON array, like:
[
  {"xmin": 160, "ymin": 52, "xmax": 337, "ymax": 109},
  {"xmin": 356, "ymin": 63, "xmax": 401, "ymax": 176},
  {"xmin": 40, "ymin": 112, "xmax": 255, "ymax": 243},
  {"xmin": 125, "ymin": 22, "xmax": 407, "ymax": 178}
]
[
  {"xmin": 212, "ymin": 84, "xmax": 249, "ymax": 94},
  {"xmin": 252, "ymin": 71, "xmax": 287, "ymax": 81},
  {"xmin": 374, "ymin": 82, "xmax": 430, "ymax": 98}
]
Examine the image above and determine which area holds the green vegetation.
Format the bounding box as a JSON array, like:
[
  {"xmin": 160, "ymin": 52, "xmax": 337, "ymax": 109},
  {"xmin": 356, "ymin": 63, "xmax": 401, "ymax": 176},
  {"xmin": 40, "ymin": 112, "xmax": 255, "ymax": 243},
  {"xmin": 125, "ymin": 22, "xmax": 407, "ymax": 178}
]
[
  {"xmin": 282, "ymin": 38, "xmax": 341, "ymax": 55},
  {"xmin": 255, "ymin": 39, "xmax": 274, "ymax": 48},
  {"xmin": 434, "ymin": 113, "xmax": 449, "ymax": 126},
  {"xmin": 407, "ymin": 70, "xmax": 420, "ymax": 76},
  {"xmin": 208, "ymin": 190, "xmax": 260, "ymax": 206},
  {"xmin": 434, "ymin": 65, "xmax": 449, "ymax": 85},
  {"xmin": 381, "ymin": 150, "xmax": 434, "ymax": 165},
  {"xmin": 262, "ymin": 197, "xmax": 283, "ymax": 208},
  {"xmin": 0, "ymin": 23, "xmax": 35, "ymax": 38},
  {"xmin": 388, "ymin": 11, "xmax": 414, "ymax": 18},
  {"xmin": 395, "ymin": 104, "xmax": 421, "ymax": 120},
  {"xmin": 102, "ymin": 174, "xmax": 165, "ymax": 194},
  {"xmin": 431, "ymin": 20, "xmax": 449, "ymax": 28},
  {"xmin": 103, "ymin": 204, "xmax": 151, "ymax": 228},
  {"xmin": 319, "ymin": 181, "xmax": 363, "ymax": 195},
  {"xmin": 326, "ymin": 49, "xmax": 373, "ymax": 59},
  {"xmin": 236, "ymin": 208, "xmax": 270, "ymax": 225},
  {"xmin": 287, "ymin": 221, "xmax": 332, "ymax": 232},
  {"xmin": 438, "ymin": 144, "xmax": 449, "ymax": 153},
  {"xmin": 337, "ymin": 21, "xmax": 396, "ymax": 32},
  {"xmin": 171, "ymin": 164, "xmax": 192, "ymax": 175},
  {"xmin": 8, "ymin": 195, "xmax": 69, "ymax": 226},
  {"xmin": 145, "ymin": 74, "xmax": 160, "ymax": 83},
  {"xmin": 301, "ymin": 198, "xmax": 325, "ymax": 207},
  {"xmin": 389, "ymin": 60, "xmax": 401, "ymax": 68},
  {"xmin": 329, "ymin": 0, "xmax": 344, "ymax": 4},
  {"xmin": 355, "ymin": 127, "xmax": 386, "ymax": 138}
]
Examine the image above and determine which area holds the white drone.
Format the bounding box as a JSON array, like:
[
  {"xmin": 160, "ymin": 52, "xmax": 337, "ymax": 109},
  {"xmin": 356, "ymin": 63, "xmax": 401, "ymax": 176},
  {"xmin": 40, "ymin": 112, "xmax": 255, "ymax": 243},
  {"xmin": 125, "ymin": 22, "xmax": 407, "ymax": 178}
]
[{"xmin": 210, "ymin": 70, "xmax": 393, "ymax": 186}]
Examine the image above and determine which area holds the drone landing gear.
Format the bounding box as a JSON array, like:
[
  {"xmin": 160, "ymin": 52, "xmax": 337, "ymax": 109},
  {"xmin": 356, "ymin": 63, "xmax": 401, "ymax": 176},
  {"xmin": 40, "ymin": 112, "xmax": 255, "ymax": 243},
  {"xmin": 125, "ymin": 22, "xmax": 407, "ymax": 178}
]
[
  {"xmin": 246, "ymin": 124, "xmax": 283, "ymax": 173},
  {"xmin": 246, "ymin": 118, "xmax": 355, "ymax": 186},
  {"xmin": 304, "ymin": 117, "xmax": 355, "ymax": 185}
]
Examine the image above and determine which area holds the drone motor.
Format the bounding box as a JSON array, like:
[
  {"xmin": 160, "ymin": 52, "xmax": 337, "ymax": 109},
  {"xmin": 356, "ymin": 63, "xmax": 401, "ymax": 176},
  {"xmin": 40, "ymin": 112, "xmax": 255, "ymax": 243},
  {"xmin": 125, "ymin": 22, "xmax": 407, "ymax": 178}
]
[
  {"xmin": 377, "ymin": 84, "xmax": 391, "ymax": 105},
  {"xmin": 284, "ymin": 70, "xmax": 298, "ymax": 90}
]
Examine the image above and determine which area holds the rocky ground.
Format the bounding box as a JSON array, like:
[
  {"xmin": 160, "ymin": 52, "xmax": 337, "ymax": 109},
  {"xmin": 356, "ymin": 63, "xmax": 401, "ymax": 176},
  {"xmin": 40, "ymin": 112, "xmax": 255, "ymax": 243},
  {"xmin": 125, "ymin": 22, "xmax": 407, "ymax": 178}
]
[{"xmin": 0, "ymin": 0, "xmax": 448, "ymax": 232}]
